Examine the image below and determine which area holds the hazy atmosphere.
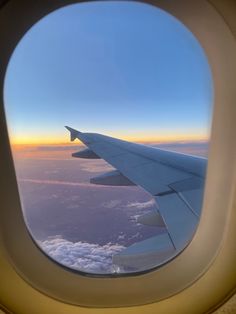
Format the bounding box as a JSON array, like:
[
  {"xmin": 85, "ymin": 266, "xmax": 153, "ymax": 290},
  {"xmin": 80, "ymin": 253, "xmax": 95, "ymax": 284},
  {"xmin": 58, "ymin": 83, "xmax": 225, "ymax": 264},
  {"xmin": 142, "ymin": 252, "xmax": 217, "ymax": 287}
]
[{"xmin": 13, "ymin": 141, "xmax": 208, "ymax": 273}]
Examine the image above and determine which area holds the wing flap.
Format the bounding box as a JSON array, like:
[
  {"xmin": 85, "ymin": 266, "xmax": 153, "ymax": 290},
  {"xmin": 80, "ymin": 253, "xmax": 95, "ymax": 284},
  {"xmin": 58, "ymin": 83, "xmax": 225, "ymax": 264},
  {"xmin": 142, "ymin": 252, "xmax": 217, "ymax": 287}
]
[
  {"xmin": 112, "ymin": 233, "xmax": 175, "ymax": 270},
  {"xmin": 179, "ymin": 189, "xmax": 204, "ymax": 217},
  {"xmin": 137, "ymin": 210, "xmax": 166, "ymax": 227},
  {"xmin": 156, "ymin": 193, "xmax": 199, "ymax": 251}
]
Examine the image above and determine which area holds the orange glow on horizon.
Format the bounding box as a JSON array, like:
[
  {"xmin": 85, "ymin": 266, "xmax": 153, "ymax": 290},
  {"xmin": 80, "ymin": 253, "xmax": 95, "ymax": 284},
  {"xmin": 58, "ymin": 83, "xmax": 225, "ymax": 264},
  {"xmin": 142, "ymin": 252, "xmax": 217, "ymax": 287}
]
[{"xmin": 11, "ymin": 132, "xmax": 209, "ymax": 147}]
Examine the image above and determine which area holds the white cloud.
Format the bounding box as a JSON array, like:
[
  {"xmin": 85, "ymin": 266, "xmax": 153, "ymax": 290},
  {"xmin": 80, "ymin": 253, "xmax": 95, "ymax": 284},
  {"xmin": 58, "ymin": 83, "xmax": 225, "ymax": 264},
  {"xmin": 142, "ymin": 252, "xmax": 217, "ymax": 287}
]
[
  {"xmin": 39, "ymin": 237, "xmax": 125, "ymax": 274},
  {"xmin": 128, "ymin": 232, "xmax": 141, "ymax": 240},
  {"xmin": 117, "ymin": 234, "xmax": 126, "ymax": 240},
  {"xmin": 129, "ymin": 214, "xmax": 143, "ymax": 224},
  {"xmin": 126, "ymin": 199, "xmax": 156, "ymax": 210}
]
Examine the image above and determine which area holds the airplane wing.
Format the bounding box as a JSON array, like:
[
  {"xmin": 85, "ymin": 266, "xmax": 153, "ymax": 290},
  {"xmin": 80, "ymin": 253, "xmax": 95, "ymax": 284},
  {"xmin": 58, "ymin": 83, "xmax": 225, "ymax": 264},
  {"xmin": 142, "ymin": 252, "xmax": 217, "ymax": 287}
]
[{"xmin": 65, "ymin": 126, "xmax": 207, "ymax": 271}]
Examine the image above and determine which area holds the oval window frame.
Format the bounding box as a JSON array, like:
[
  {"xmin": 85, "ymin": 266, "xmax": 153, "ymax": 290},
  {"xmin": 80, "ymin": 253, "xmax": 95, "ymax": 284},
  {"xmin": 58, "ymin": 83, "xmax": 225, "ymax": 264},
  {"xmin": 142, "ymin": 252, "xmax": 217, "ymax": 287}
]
[{"xmin": 0, "ymin": 0, "xmax": 236, "ymax": 309}]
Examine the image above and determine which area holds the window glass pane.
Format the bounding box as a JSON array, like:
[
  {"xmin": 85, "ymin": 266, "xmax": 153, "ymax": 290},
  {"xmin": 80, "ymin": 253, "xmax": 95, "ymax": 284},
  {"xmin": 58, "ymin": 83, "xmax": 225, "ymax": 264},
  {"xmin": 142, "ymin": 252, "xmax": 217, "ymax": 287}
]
[{"xmin": 4, "ymin": 1, "xmax": 213, "ymax": 275}]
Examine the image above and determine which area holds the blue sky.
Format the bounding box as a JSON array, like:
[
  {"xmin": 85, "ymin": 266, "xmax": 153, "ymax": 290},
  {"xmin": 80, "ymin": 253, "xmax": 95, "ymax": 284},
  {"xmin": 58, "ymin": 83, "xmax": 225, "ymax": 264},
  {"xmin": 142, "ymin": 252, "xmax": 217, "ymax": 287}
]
[{"xmin": 4, "ymin": 1, "xmax": 213, "ymax": 144}]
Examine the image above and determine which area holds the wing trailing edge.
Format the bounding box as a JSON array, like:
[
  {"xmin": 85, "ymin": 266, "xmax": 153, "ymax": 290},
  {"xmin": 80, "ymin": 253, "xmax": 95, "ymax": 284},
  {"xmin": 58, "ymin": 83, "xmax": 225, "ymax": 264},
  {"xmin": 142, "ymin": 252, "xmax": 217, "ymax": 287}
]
[{"xmin": 112, "ymin": 234, "xmax": 175, "ymax": 271}]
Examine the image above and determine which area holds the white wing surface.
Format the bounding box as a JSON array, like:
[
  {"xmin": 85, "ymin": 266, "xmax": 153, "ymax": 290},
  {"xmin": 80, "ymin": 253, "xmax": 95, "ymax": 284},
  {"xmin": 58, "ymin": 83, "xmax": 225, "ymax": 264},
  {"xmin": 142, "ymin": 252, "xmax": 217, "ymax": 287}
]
[{"xmin": 66, "ymin": 126, "xmax": 207, "ymax": 271}]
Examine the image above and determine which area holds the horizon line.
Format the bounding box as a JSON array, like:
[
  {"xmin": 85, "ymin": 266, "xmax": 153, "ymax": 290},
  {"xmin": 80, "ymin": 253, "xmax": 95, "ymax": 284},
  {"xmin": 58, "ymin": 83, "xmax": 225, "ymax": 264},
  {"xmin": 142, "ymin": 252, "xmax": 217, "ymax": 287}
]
[{"xmin": 11, "ymin": 137, "xmax": 209, "ymax": 147}]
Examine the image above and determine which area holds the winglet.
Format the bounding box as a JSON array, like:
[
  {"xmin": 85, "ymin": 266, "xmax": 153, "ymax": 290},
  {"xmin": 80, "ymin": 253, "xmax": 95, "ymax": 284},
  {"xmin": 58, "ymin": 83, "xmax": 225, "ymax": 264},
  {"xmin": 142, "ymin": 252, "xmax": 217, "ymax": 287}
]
[{"xmin": 65, "ymin": 126, "xmax": 81, "ymax": 141}]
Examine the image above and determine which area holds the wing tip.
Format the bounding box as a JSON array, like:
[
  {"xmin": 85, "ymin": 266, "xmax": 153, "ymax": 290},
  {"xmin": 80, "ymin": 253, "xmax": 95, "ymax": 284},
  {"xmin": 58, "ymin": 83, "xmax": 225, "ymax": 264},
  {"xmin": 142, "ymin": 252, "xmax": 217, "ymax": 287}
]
[{"xmin": 65, "ymin": 126, "xmax": 81, "ymax": 141}]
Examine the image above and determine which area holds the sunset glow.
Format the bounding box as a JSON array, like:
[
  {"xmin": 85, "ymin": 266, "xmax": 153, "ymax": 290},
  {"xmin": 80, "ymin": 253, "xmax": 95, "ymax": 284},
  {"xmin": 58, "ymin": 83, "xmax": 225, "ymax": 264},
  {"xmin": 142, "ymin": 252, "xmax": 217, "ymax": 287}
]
[{"xmin": 11, "ymin": 132, "xmax": 209, "ymax": 146}]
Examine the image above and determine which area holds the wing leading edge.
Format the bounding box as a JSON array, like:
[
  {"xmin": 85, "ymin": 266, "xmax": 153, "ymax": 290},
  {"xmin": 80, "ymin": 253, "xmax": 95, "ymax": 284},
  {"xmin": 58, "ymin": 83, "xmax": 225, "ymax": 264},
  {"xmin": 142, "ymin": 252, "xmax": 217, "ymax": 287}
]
[{"xmin": 65, "ymin": 126, "xmax": 207, "ymax": 271}]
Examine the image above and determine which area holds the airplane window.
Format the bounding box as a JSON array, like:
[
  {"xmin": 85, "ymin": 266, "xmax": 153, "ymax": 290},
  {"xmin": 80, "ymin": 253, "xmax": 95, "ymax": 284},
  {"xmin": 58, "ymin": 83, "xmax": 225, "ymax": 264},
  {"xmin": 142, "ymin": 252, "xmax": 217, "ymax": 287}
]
[{"xmin": 3, "ymin": 1, "xmax": 213, "ymax": 275}]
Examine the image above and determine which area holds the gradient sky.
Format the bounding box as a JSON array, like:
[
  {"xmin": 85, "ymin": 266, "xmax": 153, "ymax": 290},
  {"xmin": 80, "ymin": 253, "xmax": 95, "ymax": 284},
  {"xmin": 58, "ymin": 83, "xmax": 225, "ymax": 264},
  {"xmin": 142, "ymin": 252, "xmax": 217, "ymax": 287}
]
[{"xmin": 4, "ymin": 1, "xmax": 213, "ymax": 145}]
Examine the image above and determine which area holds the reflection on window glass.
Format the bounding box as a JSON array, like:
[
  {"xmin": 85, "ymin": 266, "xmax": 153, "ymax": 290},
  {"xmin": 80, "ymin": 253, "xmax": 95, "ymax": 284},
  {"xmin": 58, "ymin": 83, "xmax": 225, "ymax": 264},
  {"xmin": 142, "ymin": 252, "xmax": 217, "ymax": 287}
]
[{"xmin": 4, "ymin": 1, "xmax": 213, "ymax": 275}]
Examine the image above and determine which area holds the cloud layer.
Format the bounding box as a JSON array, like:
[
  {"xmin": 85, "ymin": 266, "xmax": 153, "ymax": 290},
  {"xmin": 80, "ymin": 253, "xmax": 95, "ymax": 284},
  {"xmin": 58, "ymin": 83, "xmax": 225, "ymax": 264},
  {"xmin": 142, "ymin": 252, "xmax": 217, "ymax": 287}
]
[{"xmin": 39, "ymin": 237, "xmax": 125, "ymax": 274}]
